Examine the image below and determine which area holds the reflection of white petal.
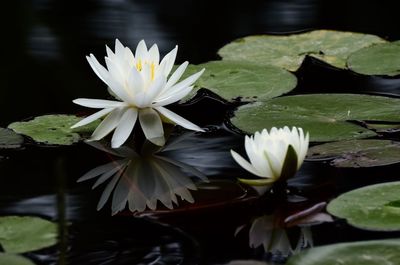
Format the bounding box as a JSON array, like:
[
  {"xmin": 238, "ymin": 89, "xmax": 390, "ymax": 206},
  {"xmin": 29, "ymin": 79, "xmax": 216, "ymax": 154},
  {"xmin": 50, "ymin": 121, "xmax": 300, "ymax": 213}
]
[
  {"xmin": 157, "ymin": 155, "xmax": 208, "ymax": 181},
  {"xmin": 71, "ymin": 108, "xmax": 114, "ymax": 129},
  {"xmin": 111, "ymin": 108, "xmax": 138, "ymax": 148},
  {"xmin": 138, "ymin": 108, "xmax": 165, "ymax": 146},
  {"xmin": 78, "ymin": 160, "xmax": 119, "ymax": 182},
  {"xmin": 97, "ymin": 173, "xmax": 121, "ymax": 210},
  {"xmin": 92, "ymin": 159, "xmax": 128, "ymax": 189},
  {"xmin": 155, "ymin": 106, "xmax": 203, "ymax": 132}
]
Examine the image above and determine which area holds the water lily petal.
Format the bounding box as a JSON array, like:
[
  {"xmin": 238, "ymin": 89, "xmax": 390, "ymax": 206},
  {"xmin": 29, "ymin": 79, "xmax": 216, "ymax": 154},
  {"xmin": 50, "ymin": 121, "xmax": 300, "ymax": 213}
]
[
  {"xmin": 161, "ymin": 68, "xmax": 204, "ymax": 99},
  {"xmin": 105, "ymin": 57, "xmax": 125, "ymax": 87},
  {"xmin": 165, "ymin": 61, "xmax": 189, "ymax": 90},
  {"xmin": 70, "ymin": 107, "xmax": 114, "ymax": 129},
  {"xmin": 142, "ymin": 76, "xmax": 166, "ymax": 106},
  {"xmin": 86, "ymin": 54, "xmax": 110, "ymax": 84},
  {"xmin": 231, "ymin": 150, "xmax": 265, "ymax": 177},
  {"xmin": 90, "ymin": 108, "xmax": 125, "ymax": 141},
  {"xmin": 154, "ymin": 106, "xmax": 204, "ymax": 132},
  {"xmin": 138, "ymin": 108, "xmax": 165, "ymax": 146},
  {"xmin": 152, "ymin": 85, "xmax": 193, "ymax": 106},
  {"xmin": 135, "ymin": 40, "xmax": 148, "ymax": 61},
  {"xmin": 111, "ymin": 108, "xmax": 138, "ymax": 148},
  {"xmin": 148, "ymin": 44, "xmax": 160, "ymax": 64},
  {"xmin": 127, "ymin": 67, "xmax": 144, "ymax": 95},
  {"xmin": 73, "ymin": 98, "xmax": 127, "ymax": 109},
  {"xmin": 160, "ymin": 45, "xmax": 177, "ymax": 77}
]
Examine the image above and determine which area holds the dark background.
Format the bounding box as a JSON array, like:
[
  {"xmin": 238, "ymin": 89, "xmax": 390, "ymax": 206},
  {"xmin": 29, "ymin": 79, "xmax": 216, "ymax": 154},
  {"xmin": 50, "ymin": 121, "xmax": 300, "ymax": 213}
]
[{"xmin": 2, "ymin": 0, "xmax": 399, "ymax": 126}]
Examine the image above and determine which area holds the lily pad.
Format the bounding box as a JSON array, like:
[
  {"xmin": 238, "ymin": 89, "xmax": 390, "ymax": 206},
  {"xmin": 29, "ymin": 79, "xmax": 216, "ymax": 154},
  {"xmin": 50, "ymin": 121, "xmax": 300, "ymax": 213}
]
[
  {"xmin": 231, "ymin": 94, "xmax": 400, "ymax": 142},
  {"xmin": 308, "ymin": 140, "xmax": 400, "ymax": 167},
  {"xmin": 8, "ymin": 115, "xmax": 99, "ymax": 145},
  {"xmin": 0, "ymin": 253, "xmax": 36, "ymax": 265},
  {"xmin": 327, "ymin": 181, "xmax": 400, "ymax": 231},
  {"xmin": 0, "ymin": 216, "xmax": 57, "ymax": 253},
  {"xmin": 0, "ymin": 128, "xmax": 24, "ymax": 149},
  {"xmin": 287, "ymin": 239, "xmax": 400, "ymax": 265},
  {"xmin": 347, "ymin": 42, "xmax": 400, "ymax": 76},
  {"xmin": 218, "ymin": 30, "xmax": 385, "ymax": 71},
  {"xmin": 182, "ymin": 61, "xmax": 297, "ymax": 101}
]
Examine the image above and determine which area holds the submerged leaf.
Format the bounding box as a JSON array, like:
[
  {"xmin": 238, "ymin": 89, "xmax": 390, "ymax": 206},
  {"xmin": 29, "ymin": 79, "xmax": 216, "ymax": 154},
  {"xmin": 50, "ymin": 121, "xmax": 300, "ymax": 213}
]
[
  {"xmin": 8, "ymin": 115, "xmax": 99, "ymax": 145},
  {"xmin": 182, "ymin": 61, "xmax": 297, "ymax": 101},
  {"xmin": 327, "ymin": 181, "xmax": 400, "ymax": 231},
  {"xmin": 0, "ymin": 216, "xmax": 57, "ymax": 253},
  {"xmin": 218, "ymin": 30, "xmax": 385, "ymax": 71},
  {"xmin": 0, "ymin": 127, "xmax": 24, "ymax": 149},
  {"xmin": 308, "ymin": 140, "xmax": 400, "ymax": 167},
  {"xmin": 287, "ymin": 239, "xmax": 400, "ymax": 265},
  {"xmin": 0, "ymin": 253, "xmax": 36, "ymax": 265},
  {"xmin": 231, "ymin": 94, "xmax": 400, "ymax": 142},
  {"xmin": 347, "ymin": 41, "xmax": 400, "ymax": 76}
]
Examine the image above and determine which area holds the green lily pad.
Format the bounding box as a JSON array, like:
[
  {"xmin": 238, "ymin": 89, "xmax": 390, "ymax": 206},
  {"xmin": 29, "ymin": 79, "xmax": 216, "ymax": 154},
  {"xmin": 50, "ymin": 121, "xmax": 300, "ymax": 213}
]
[
  {"xmin": 231, "ymin": 94, "xmax": 400, "ymax": 142},
  {"xmin": 0, "ymin": 216, "xmax": 57, "ymax": 253},
  {"xmin": 287, "ymin": 239, "xmax": 400, "ymax": 265},
  {"xmin": 308, "ymin": 140, "xmax": 400, "ymax": 167},
  {"xmin": 347, "ymin": 42, "xmax": 400, "ymax": 76},
  {"xmin": 8, "ymin": 115, "xmax": 99, "ymax": 145},
  {"xmin": 0, "ymin": 128, "xmax": 24, "ymax": 149},
  {"xmin": 218, "ymin": 30, "xmax": 385, "ymax": 71},
  {"xmin": 327, "ymin": 181, "xmax": 400, "ymax": 231},
  {"xmin": 182, "ymin": 61, "xmax": 297, "ymax": 101},
  {"xmin": 0, "ymin": 253, "xmax": 36, "ymax": 265},
  {"xmin": 365, "ymin": 122, "xmax": 400, "ymax": 133}
]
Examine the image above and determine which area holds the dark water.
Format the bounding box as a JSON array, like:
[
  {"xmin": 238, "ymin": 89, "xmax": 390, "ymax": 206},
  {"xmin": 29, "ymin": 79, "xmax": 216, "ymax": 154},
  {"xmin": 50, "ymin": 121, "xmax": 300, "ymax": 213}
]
[{"xmin": 1, "ymin": 1, "xmax": 400, "ymax": 264}]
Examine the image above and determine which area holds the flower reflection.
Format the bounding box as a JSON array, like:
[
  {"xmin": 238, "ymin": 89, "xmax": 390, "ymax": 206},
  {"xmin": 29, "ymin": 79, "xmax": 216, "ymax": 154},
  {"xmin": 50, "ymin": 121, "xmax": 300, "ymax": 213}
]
[
  {"xmin": 78, "ymin": 141, "xmax": 207, "ymax": 214},
  {"xmin": 71, "ymin": 39, "xmax": 204, "ymax": 147},
  {"xmin": 237, "ymin": 202, "xmax": 332, "ymax": 256}
]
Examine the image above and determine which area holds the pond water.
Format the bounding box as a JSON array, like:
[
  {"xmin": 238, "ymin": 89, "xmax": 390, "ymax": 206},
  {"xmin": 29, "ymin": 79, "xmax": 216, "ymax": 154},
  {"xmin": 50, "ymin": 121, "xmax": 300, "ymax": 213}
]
[{"xmin": 1, "ymin": 1, "xmax": 400, "ymax": 265}]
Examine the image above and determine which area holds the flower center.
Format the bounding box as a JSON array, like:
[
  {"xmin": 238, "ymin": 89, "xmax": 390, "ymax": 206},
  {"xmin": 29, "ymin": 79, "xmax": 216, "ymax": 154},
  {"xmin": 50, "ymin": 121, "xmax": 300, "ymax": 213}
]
[{"xmin": 136, "ymin": 60, "xmax": 156, "ymax": 81}]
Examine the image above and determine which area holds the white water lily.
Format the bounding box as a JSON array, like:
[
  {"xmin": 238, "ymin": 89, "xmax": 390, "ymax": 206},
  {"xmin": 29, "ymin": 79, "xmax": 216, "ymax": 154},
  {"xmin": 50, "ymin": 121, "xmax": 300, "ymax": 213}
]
[
  {"xmin": 71, "ymin": 39, "xmax": 205, "ymax": 148},
  {"xmin": 230, "ymin": 126, "xmax": 309, "ymax": 184}
]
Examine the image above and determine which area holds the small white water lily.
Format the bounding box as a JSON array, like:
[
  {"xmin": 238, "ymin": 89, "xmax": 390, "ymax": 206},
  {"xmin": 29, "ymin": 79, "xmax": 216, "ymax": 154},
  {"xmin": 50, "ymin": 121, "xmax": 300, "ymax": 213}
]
[
  {"xmin": 230, "ymin": 126, "xmax": 309, "ymax": 184},
  {"xmin": 71, "ymin": 39, "xmax": 205, "ymax": 148}
]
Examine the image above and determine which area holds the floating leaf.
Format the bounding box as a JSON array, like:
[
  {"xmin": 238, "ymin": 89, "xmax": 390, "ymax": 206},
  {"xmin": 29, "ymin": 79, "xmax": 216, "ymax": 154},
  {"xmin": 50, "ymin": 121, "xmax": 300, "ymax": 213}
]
[
  {"xmin": 0, "ymin": 216, "xmax": 57, "ymax": 253},
  {"xmin": 231, "ymin": 94, "xmax": 400, "ymax": 142},
  {"xmin": 8, "ymin": 115, "xmax": 99, "ymax": 145},
  {"xmin": 347, "ymin": 42, "xmax": 400, "ymax": 76},
  {"xmin": 218, "ymin": 30, "xmax": 385, "ymax": 71},
  {"xmin": 365, "ymin": 122, "xmax": 400, "ymax": 133},
  {"xmin": 0, "ymin": 128, "xmax": 24, "ymax": 149},
  {"xmin": 287, "ymin": 239, "xmax": 400, "ymax": 265},
  {"xmin": 0, "ymin": 253, "xmax": 36, "ymax": 265},
  {"xmin": 308, "ymin": 140, "xmax": 400, "ymax": 167},
  {"xmin": 181, "ymin": 61, "xmax": 297, "ymax": 101},
  {"xmin": 327, "ymin": 181, "xmax": 400, "ymax": 231}
]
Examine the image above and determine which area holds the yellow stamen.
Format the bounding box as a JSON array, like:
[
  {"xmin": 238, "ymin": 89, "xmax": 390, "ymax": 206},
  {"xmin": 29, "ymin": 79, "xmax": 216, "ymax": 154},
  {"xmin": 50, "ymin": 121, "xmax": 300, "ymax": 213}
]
[
  {"xmin": 151, "ymin": 63, "xmax": 155, "ymax": 81},
  {"xmin": 136, "ymin": 60, "xmax": 142, "ymax": 71}
]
